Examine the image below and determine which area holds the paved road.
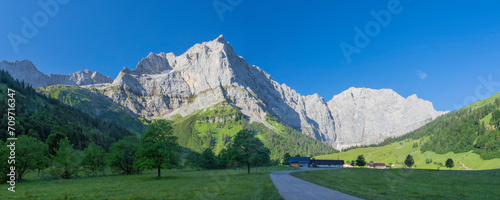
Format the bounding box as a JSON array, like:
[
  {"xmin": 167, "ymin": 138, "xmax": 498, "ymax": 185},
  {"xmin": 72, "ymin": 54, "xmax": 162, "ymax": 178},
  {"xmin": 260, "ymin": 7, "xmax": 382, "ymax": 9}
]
[{"xmin": 270, "ymin": 167, "xmax": 363, "ymax": 200}]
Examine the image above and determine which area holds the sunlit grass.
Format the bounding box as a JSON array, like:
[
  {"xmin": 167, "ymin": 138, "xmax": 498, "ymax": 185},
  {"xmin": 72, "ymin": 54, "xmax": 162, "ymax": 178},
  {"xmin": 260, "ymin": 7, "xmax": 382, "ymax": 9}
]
[
  {"xmin": 292, "ymin": 168, "xmax": 500, "ymax": 200},
  {"xmin": 4, "ymin": 166, "xmax": 297, "ymax": 200}
]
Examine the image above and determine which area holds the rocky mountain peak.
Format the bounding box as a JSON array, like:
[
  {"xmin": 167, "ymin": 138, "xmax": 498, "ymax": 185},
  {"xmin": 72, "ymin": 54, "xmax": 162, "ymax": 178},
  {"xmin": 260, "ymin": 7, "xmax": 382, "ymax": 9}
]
[
  {"xmin": 0, "ymin": 60, "xmax": 113, "ymax": 87},
  {"xmin": 132, "ymin": 52, "xmax": 175, "ymax": 75},
  {"xmin": 1, "ymin": 36, "xmax": 448, "ymax": 150}
]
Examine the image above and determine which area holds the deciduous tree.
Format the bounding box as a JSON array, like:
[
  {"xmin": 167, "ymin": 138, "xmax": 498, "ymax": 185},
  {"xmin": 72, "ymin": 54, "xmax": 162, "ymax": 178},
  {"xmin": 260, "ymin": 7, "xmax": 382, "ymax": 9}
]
[
  {"xmin": 136, "ymin": 120, "xmax": 181, "ymax": 177},
  {"xmin": 51, "ymin": 138, "xmax": 79, "ymax": 179},
  {"xmin": 14, "ymin": 135, "xmax": 49, "ymax": 181},
  {"xmin": 108, "ymin": 136, "xmax": 140, "ymax": 175},
  {"xmin": 82, "ymin": 142, "xmax": 106, "ymax": 176},
  {"xmin": 445, "ymin": 158, "xmax": 454, "ymax": 170},
  {"xmin": 46, "ymin": 126, "xmax": 67, "ymax": 155},
  {"xmin": 230, "ymin": 129, "xmax": 270, "ymax": 174}
]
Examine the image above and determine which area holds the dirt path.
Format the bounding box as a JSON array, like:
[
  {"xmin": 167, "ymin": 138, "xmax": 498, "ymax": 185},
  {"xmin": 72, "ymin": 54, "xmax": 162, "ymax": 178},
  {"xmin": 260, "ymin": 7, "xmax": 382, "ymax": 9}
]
[
  {"xmin": 459, "ymin": 161, "xmax": 471, "ymax": 170},
  {"xmin": 270, "ymin": 167, "xmax": 363, "ymax": 200}
]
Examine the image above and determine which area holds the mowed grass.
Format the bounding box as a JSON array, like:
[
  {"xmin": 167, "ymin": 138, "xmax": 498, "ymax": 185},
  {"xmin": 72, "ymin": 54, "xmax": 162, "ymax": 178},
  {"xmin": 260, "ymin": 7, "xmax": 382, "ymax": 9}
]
[
  {"xmin": 315, "ymin": 137, "xmax": 500, "ymax": 170},
  {"xmin": 292, "ymin": 168, "xmax": 500, "ymax": 200},
  {"xmin": 3, "ymin": 166, "xmax": 297, "ymax": 200}
]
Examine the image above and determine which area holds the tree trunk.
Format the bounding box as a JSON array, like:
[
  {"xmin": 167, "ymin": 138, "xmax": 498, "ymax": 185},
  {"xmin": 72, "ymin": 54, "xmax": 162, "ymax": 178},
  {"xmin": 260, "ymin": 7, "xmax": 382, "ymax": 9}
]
[
  {"xmin": 158, "ymin": 167, "xmax": 161, "ymax": 177},
  {"xmin": 247, "ymin": 162, "xmax": 250, "ymax": 174}
]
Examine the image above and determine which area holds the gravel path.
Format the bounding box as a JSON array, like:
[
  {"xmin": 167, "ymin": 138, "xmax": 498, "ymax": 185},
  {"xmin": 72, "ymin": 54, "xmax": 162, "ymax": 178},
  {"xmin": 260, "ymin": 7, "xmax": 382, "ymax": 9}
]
[{"xmin": 270, "ymin": 167, "xmax": 363, "ymax": 200}]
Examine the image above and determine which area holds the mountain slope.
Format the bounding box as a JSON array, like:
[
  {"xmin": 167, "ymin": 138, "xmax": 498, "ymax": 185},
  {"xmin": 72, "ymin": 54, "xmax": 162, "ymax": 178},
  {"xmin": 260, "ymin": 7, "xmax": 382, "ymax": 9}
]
[
  {"xmin": 0, "ymin": 35, "xmax": 446, "ymax": 150},
  {"xmin": 0, "ymin": 70, "xmax": 133, "ymax": 150},
  {"xmin": 85, "ymin": 35, "xmax": 445, "ymax": 149},
  {"xmin": 170, "ymin": 101, "xmax": 337, "ymax": 160},
  {"xmin": 315, "ymin": 136, "xmax": 500, "ymax": 170},
  {"xmin": 39, "ymin": 85, "xmax": 149, "ymax": 135}
]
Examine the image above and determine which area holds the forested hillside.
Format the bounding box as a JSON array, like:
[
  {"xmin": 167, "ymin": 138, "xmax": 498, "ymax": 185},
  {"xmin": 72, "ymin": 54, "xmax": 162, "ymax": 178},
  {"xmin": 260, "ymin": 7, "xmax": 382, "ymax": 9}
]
[
  {"xmin": 171, "ymin": 102, "xmax": 338, "ymax": 160},
  {"xmin": 40, "ymin": 85, "xmax": 149, "ymax": 136},
  {"xmin": 379, "ymin": 93, "xmax": 500, "ymax": 160},
  {"xmin": 0, "ymin": 70, "xmax": 134, "ymax": 150}
]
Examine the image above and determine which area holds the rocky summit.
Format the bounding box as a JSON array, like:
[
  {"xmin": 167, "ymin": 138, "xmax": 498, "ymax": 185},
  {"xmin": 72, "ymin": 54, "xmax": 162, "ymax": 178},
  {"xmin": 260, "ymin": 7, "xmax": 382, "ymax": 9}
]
[
  {"xmin": 0, "ymin": 60, "xmax": 113, "ymax": 88},
  {"xmin": 1, "ymin": 35, "xmax": 447, "ymax": 150}
]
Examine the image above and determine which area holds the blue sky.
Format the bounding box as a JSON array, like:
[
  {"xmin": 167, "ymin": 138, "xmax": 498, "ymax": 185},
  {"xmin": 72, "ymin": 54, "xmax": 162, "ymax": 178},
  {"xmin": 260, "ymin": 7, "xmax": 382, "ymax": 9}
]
[{"xmin": 1, "ymin": 0, "xmax": 500, "ymax": 111}]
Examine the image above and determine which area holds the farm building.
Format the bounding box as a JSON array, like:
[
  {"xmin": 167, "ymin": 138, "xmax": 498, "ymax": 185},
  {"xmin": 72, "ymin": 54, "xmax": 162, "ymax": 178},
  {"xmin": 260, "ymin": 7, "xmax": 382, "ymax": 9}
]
[
  {"xmin": 310, "ymin": 160, "xmax": 344, "ymax": 168},
  {"xmin": 367, "ymin": 163, "xmax": 390, "ymax": 169},
  {"xmin": 289, "ymin": 157, "xmax": 311, "ymax": 167}
]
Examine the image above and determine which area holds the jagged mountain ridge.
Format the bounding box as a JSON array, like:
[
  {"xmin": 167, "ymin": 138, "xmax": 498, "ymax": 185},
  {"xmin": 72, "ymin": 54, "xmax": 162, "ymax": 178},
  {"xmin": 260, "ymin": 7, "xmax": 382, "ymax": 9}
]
[
  {"xmin": 0, "ymin": 35, "xmax": 446, "ymax": 149},
  {"xmin": 0, "ymin": 60, "xmax": 113, "ymax": 88}
]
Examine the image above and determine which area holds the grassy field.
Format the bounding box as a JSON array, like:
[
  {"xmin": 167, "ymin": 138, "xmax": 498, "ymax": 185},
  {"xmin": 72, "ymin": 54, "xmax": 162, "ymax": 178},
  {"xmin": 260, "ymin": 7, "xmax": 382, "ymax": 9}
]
[
  {"xmin": 292, "ymin": 168, "xmax": 500, "ymax": 200},
  {"xmin": 315, "ymin": 137, "xmax": 500, "ymax": 170},
  {"xmin": 3, "ymin": 166, "xmax": 297, "ymax": 200}
]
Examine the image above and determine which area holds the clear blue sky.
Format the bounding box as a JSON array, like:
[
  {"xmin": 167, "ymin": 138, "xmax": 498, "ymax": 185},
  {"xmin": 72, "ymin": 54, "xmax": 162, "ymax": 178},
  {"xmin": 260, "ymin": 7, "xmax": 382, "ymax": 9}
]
[{"xmin": 1, "ymin": 0, "xmax": 500, "ymax": 111}]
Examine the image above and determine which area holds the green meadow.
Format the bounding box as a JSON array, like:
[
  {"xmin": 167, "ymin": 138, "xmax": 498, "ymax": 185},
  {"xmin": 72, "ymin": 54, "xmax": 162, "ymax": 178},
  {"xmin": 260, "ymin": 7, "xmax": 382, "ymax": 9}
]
[
  {"xmin": 3, "ymin": 166, "xmax": 297, "ymax": 200},
  {"xmin": 315, "ymin": 137, "xmax": 500, "ymax": 170},
  {"xmin": 292, "ymin": 168, "xmax": 500, "ymax": 200}
]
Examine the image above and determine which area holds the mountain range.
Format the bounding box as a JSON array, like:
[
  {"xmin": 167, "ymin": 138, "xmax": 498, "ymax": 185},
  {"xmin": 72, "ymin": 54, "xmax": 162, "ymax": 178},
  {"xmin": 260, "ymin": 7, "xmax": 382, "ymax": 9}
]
[{"xmin": 0, "ymin": 35, "xmax": 447, "ymax": 150}]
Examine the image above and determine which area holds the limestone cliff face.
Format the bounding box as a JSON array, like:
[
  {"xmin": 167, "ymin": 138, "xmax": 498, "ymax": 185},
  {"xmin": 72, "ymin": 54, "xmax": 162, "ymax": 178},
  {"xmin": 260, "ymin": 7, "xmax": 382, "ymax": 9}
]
[
  {"xmin": 328, "ymin": 87, "xmax": 448, "ymax": 149},
  {"xmin": 1, "ymin": 36, "xmax": 447, "ymax": 150},
  {"xmin": 0, "ymin": 60, "xmax": 113, "ymax": 87},
  {"xmin": 99, "ymin": 35, "xmax": 336, "ymax": 142}
]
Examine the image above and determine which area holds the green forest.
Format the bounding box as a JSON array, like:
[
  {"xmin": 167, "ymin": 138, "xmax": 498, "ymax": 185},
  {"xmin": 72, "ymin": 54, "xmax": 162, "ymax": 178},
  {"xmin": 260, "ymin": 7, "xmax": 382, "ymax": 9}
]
[
  {"xmin": 170, "ymin": 103, "xmax": 337, "ymax": 161},
  {"xmin": 0, "ymin": 70, "xmax": 134, "ymax": 151},
  {"xmin": 378, "ymin": 94, "xmax": 500, "ymax": 160}
]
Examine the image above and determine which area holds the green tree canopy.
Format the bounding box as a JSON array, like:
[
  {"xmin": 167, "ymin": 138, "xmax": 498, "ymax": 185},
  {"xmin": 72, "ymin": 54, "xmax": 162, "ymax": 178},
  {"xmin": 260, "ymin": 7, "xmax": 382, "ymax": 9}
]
[
  {"xmin": 405, "ymin": 154, "xmax": 415, "ymax": 168},
  {"xmin": 13, "ymin": 135, "xmax": 49, "ymax": 181},
  {"xmin": 282, "ymin": 153, "xmax": 291, "ymax": 165},
  {"xmin": 445, "ymin": 158, "xmax": 454, "ymax": 169},
  {"xmin": 51, "ymin": 138, "xmax": 79, "ymax": 179},
  {"xmin": 185, "ymin": 151, "xmax": 202, "ymax": 170},
  {"xmin": 46, "ymin": 126, "xmax": 67, "ymax": 155},
  {"xmin": 200, "ymin": 148, "xmax": 218, "ymax": 169},
  {"xmin": 229, "ymin": 129, "xmax": 270, "ymax": 174},
  {"xmin": 82, "ymin": 142, "xmax": 106, "ymax": 176},
  {"xmin": 185, "ymin": 148, "xmax": 218, "ymax": 170},
  {"xmin": 356, "ymin": 155, "xmax": 366, "ymax": 167},
  {"xmin": 217, "ymin": 146, "xmax": 239, "ymax": 168},
  {"xmin": 108, "ymin": 136, "xmax": 140, "ymax": 175},
  {"xmin": 136, "ymin": 120, "xmax": 181, "ymax": 177}
]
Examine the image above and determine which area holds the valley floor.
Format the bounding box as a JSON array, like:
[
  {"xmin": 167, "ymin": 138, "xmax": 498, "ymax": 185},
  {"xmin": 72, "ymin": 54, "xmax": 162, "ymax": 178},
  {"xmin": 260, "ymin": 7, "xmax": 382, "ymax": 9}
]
[
  {"xmin": 292, "ymin": 168, "xmax": 500, "ymax": 200},
  {"xmin": 3, "ymin": 166, "xmax": 296, "ymax": 200},
  {"xmin": 315, "ymin": 137, "xmax": 500, "ymax": 170}
]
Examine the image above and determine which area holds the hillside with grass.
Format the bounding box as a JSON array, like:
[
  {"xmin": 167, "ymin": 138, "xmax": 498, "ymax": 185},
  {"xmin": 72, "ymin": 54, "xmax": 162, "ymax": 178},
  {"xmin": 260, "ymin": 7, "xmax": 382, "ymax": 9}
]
[
  {"xmin": 170, "ymin": 102, "xmax": 338, "ymax": 160},
  {"xmin": 315, "ymin": 136, "xmax": 500, "ymax": 170},
  {"xmin": 40, "ymin": 85, "xmax": 149, "ymax": 135},
  {"xmin": 0, "ymin": 70, "xmax": 134, "ymax": 151}
]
